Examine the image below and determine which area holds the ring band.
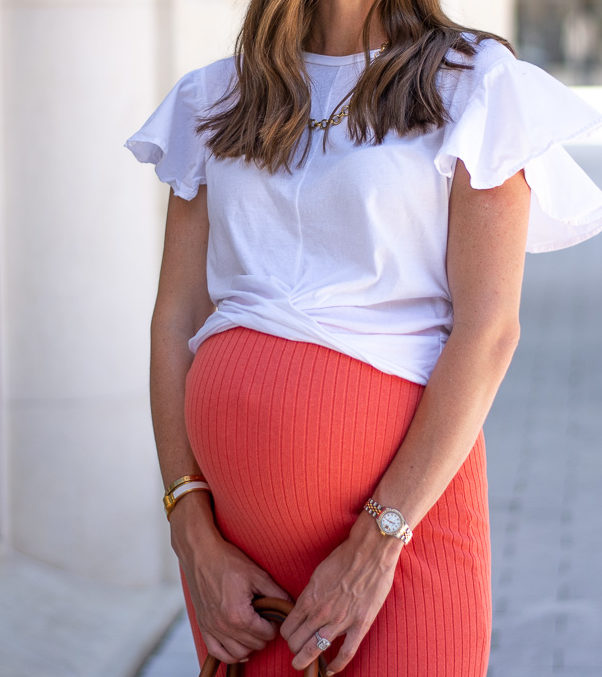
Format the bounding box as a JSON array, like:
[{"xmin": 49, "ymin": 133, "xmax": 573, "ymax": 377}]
[{"xmin": 314, "ymin": 631, "xmax": 331, "ymax": 651}]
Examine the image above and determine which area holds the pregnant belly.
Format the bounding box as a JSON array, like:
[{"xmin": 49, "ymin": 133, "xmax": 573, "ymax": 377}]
[{"xmin": 183, "ymin": 326, "xmax": 424, "ymax": 587}]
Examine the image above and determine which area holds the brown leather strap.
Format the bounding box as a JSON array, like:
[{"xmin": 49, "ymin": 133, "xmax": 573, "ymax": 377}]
[{"xmin": 199, "ymin": 596, "xmax": 328, "ymax": 677}]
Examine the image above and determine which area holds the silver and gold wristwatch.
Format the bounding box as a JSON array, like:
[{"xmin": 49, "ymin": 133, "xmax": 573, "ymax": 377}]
[{"xmin": 363, "ymin": 497, "xmax": 413, "ymax": 544}]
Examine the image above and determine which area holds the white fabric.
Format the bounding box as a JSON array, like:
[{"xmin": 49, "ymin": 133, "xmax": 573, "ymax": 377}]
[{"xmin": 124, "ymin": 32, "xmax": 602, "ymax": 385}]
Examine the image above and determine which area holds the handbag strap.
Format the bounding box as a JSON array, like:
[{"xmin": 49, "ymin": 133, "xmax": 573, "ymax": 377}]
[{"xmin": 199, "ymin": 596, "xmax": 328, "ymax": 677}]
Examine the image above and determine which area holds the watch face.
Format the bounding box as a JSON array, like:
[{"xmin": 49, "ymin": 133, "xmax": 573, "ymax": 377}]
[{"xmin": 380, "ymin": 510, "xmax": 402, "ymax": 534}]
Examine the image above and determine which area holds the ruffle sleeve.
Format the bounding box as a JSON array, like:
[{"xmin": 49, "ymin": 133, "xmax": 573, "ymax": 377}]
[
  {"xmin": 434, "ymin": 50, "xmax": 602, "ymax": 253},
  {"xmin": 123, "ymin": 67, "xmax": 208, "ymax": 201}
]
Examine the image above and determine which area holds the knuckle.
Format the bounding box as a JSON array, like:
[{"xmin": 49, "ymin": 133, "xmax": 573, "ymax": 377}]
[
  {"xmin": 295, "ymin": 643, "xmax": 310, "ymax": 660},
  {"xmin": 314, "ymin": 606, "xmax": 333, "ymax": 624},
  {"xmin": 330, "ymin": 610, "xmax": 347, "ymax": 626},
  {"xmin": 301, "ymin": 643, "xmax": 313, "ymax": 656},
  {"xmin": 258, "ymin": 623, "xmax": 276, "ymax": 642},
  {"xmin": 221, "ymin": 655, "xmax": 240, "ymax": 665},
  {"xmin": 300, "ymin": 591, "xmax": 318, "ymax": 609},
  {"xmin": 358, "ymin": 618, "xmax": 372, "ymax": 633},
  {"xmin": 229, "ymin": 610, "xmax": 246, "ymax": 628},
  {"xmin": 214, "ymin": 650, "xmax": 233, "ymax": 663},
  {"xmin": 338, "ymin": 647, "xmax": 354, "ymax": 661},
  {"xmin": 280, "ymin": 614, "xmax": 299, "ymax": 638},
  {"xmin": 247, "ymin": 625, "xmax": 271, "ymax": 647},
  {"xmin": 201, "ymin": 636, "xmax": 232, "ymax": 664},
  {"xmin": 230, "ymin": 646, "xmax": 250, "ymax": 661},
  {"xmin": 303, "ymin": 641, "xmax": 318, "ymax": 657},
  {"xmin": 216, "ymin": 641, "xmax": 247, "ymax": 663},
  {"xmin": 255, "ymin": 614, "xmax": 276, "ymax": 634},
  {"xmin": 251, "ymin": 638, "xmax": 268, "ymax": 651}
]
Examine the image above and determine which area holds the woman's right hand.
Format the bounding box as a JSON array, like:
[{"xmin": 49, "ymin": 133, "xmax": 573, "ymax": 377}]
[{"xmin": 169, "ymin": 491, "xmax": 293, "ymax": 664}]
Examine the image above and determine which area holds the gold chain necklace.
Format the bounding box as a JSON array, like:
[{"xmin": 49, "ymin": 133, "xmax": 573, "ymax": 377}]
[{"xmin": 308, "ymin": 41, "xmax": 390, "ymax": 131}]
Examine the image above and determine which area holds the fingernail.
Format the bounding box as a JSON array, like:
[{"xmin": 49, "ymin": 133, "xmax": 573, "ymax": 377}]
[
  {"xmin": 326, "ymin": 671, "xmax": 334, "ymax": 676},
  {"xmin": 240, "ymin": 658, "xmax": 249, "ymax": 663}
]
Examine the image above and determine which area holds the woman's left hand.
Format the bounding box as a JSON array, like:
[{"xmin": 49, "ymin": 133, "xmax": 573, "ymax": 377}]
[{"xmin": 279, "ymin": 510, "xmax": 405, "ymax": 675}]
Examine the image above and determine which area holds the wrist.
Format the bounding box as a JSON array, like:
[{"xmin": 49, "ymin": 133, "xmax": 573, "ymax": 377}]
[
  {"xmin": 169, "ymin": 490, "xmax": 223, "ymax": 552},
  {"xmin": 349, "ymin": 508, "xmax": 404, "ymax": 562}
]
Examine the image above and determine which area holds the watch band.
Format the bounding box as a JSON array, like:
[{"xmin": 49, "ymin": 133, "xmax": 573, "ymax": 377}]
[{"xmin": 364, "ymin": 497, "xmax": 386, "ymax": 518}]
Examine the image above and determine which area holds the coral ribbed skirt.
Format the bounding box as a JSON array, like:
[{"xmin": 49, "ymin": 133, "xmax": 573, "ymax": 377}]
[{"xmin": 180, "ymin": 326, "xmax": 492, "ymax": 676}]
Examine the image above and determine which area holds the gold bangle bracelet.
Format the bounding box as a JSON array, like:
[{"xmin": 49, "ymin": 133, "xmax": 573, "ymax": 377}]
[
  {"xmin": 164, "ymin": 473, "xmax": 207, "ymax": 497},
  {"xmin": 164, "ymin": 481, "xmax": 211, "ymax": 520}
]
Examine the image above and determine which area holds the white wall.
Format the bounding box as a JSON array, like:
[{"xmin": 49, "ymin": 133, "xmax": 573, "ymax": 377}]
[
  {"xmin": 444, "ymin": 0, "xmax": 516, "ymax": 43},
  {"xmin": 0, "ymin": 6, "xmax": 250, "ymax": 674},
  {"xmin": 0, "ymin": 0, "xmax": 245, "ymax": 588},
  {"xmin": 2, "ymin": 0, "xmax": 158, "ymax": 586}
]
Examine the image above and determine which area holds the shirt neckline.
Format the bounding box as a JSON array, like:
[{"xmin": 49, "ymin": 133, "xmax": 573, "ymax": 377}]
[{"xmin": 301, "ymin": 47, "xmax": 384, "ymax": 66}]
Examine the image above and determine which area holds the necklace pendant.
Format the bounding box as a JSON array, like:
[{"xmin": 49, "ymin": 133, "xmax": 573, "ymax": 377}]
[{"xmin": 308, "ymin": 41, "xmax": 389, "ymax": 131}]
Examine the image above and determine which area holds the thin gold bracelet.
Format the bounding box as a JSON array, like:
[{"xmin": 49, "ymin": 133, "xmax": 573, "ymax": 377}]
[{"xmin": 164, "ymin": 473, "xmax": 206, "ymax": 496}]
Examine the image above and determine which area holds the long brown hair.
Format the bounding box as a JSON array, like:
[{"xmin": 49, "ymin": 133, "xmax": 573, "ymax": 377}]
[{"xmin": 195, "ymin": 0, "xmax": 515, "ymax": 175}]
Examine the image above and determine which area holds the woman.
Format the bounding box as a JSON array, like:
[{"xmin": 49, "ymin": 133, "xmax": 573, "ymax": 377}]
[{"xmin": 124, "ymin": 1, "xmax": 602, "ymax": 675}]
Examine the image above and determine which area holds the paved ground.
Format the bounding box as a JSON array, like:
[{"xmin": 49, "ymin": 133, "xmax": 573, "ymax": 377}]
[
  {"xmin": 0, "ymin": 550, "xmax": 183, "ymax": 677},
  {"xmin": 137, "ymin": 147, "xmax": 602, "ymax": 677}
]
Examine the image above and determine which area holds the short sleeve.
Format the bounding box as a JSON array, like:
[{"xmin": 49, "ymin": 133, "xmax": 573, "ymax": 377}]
[
  {"xmin": 123, "ymin": 67, "xmax": 208, "ymax": 200},
  {"xmin": 434, "ymin": 50, "xmax": 602, "ymax": 253}
]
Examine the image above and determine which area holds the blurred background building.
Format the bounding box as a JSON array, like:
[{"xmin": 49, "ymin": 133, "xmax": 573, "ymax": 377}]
[
  {"xmin": 517, "ymin": 0, "xmax": 602, "ymax": 85},
  {"xmin": 0, "ymin": 1, "xmax": 600, "ymax": 676}
]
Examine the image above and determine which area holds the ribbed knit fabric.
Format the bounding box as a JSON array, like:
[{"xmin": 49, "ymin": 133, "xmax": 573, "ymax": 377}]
[{"xmin": 179, "ymin": 326, "xmax": 492, "ymax": 676}]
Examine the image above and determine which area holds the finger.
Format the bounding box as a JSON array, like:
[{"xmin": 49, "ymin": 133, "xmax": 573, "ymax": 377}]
[
  {"xmin": 291, "ymin": 624, "xmax": 338, "ymax": 672},
  {"xmin": 228, "ymin": 626, "xmax": 271, "ymax": 652},
  {"xmin": 251, "ymin": 570, "xmax": 294, "ymax": 603},
  {"xmin": 243, "ymin": 605, "xmax": 281, "ymax": 643},
  {"xmin": 279, "ymin": 598, "xmax": 310, "ymax": 640},
  {"xmin": 214, "ymin": 633, "xmax": 255, "ymax": 663},
  {"xmin": 287, "ymin": 616, "xmax": 324, "ymax": 655},
  {"xmin": 324, "ymin": 625, "xmax": 366, "ymax": 674},
  {"xmin": 202, "ymin": 630, "xmax": 241, "ymax": 665},
  {"xmin": 212, "ymin": 599, "xmax": 277, "ymax": 647},
  {"xmin": 229, "ymin": 601, "xmax": 279, "ymax": 645}
]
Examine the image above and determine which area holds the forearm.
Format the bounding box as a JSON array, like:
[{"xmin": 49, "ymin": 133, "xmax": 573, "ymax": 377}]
[
  {"xmin": 150, "ymin": 315, "xmax": 220, "ymax": 541},
  {"xmin": 150, "ymin": 318, "xmax": 200, "ymax": 483},
  {"xmin": 351, "ymin": 322, "xmax": 519, "ymax": 547}
]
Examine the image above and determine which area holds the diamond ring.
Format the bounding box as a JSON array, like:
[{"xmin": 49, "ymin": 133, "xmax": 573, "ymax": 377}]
[{"xmin": 314, "ymin": 631, "xmax": 331, "ymax": 651}]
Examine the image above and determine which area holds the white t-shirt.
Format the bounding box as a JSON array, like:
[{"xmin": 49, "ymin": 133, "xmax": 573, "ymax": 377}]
[{"xmin": 124, "ymin": 32, "xmax": 602, "ymax": 385}]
